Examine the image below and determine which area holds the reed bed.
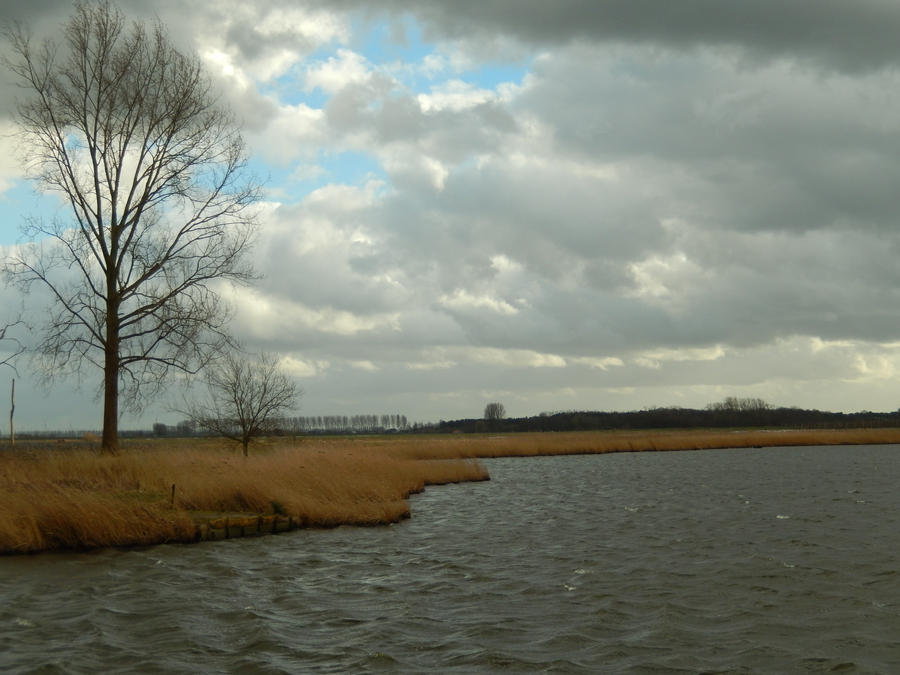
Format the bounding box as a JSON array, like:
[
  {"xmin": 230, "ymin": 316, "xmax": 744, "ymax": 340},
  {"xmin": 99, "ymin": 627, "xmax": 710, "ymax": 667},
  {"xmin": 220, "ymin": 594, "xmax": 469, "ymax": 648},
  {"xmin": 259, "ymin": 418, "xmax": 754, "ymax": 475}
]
[
  {"xmin": 289, "ymin": 427, "xmax": 900, "ymax": 461},
  {"xmin": 2, "ymin": 427, "xmax": 898, "ymax": 554},
  {"xmin": 0, "ymin": 439, "xmax": 487, "ymax": 554}
]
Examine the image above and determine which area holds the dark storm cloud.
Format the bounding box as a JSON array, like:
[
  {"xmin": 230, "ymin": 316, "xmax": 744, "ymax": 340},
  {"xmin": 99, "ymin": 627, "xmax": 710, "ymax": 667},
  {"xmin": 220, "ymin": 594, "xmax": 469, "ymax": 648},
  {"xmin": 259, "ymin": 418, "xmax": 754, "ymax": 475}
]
[
  {"xmin": 316, "ymin": 0, "xmax": 900, "ymax": 73},
  {"xmin": 0, "ymin": 0, "xmax": 69, "ymax": 24}
]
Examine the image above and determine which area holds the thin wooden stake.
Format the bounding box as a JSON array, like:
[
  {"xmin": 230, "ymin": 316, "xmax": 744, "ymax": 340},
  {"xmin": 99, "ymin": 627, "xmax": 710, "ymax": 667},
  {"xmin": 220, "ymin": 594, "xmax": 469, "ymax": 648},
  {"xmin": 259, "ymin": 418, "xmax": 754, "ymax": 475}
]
[{"xmin": 9, "ymin": 379, "xmax": 14, "ymax": 447}]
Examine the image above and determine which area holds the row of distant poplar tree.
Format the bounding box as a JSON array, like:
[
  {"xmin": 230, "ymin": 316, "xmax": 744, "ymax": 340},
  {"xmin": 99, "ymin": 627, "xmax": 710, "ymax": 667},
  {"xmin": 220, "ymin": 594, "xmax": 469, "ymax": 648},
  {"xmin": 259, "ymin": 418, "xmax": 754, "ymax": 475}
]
[
  {"xmin": 289, "ymin": 415, "xmax": 410, "ymax": 433},
  {"xmin": 153, "ymin": 414, "xmax": 409, "ymax": 436}
]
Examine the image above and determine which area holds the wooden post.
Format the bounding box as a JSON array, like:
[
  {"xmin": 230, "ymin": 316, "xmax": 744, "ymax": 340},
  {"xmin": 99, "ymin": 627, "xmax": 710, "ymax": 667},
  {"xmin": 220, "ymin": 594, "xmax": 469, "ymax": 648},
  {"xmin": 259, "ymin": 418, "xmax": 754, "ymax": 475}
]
[{"xmin": 9, "ymin": 379, "xmax": 14, "ymax": 447}]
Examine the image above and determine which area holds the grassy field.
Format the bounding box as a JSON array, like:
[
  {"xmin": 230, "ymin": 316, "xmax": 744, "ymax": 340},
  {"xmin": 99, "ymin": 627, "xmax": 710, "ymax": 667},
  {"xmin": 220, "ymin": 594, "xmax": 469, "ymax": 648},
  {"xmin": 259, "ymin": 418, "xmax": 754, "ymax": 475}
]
[{"xmin": 3, "ymin": 427, "xmax": 899, "ymax": 554}]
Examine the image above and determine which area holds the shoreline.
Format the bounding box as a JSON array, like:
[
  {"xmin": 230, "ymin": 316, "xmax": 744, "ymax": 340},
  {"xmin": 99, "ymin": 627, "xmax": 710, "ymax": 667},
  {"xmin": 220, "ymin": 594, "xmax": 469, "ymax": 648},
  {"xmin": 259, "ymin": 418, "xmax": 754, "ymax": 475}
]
[{"xmin": 3, "ymin": 428, "xmax": 899, "ymax": 554}]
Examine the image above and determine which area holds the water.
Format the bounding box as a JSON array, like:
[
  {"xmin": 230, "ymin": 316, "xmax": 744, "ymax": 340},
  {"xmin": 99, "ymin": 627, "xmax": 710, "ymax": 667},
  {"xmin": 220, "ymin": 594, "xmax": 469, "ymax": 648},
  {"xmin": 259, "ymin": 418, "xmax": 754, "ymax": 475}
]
[{"xmin": 2, "ymin": 445, "xmax": 900, "ymax": 673}]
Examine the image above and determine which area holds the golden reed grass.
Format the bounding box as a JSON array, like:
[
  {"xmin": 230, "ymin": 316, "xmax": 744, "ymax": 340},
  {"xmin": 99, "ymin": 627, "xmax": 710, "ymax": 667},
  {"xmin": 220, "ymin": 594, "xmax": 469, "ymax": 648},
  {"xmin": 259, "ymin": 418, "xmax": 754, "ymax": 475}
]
[
  {"xmin": 0, "ymin": 437, "xmax": 488, "ymax": 554},
  {"xmin": 2, "ymin": 427, "xmax": 899, "ymax": 554},
  {"xmin": 381, "ymin": 427, "xmax": 900, "ymax": 459}
]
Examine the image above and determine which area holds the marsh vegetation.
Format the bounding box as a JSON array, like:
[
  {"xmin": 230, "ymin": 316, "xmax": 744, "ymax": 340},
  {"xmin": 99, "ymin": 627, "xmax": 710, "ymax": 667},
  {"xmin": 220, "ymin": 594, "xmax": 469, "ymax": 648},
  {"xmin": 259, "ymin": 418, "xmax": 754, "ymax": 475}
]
[{"xmin": 4, "ymin": 427, "xmax": 900, "ymax": 554}]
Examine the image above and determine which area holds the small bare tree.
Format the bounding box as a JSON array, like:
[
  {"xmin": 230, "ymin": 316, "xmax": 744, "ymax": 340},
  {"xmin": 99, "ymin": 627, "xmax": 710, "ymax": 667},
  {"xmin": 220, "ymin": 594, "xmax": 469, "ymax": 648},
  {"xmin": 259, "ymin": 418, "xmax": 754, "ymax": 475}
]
[
  {"xmin": 484, "ymin": 401, "xmax": 506, "ymax": 422},
  {"xmin": 4, "ymin": 3, "xmax": 258, "ymax": 452},
  {"xmin": 183, "ymin": 352, "xmax": 299, "ymax": 456}
]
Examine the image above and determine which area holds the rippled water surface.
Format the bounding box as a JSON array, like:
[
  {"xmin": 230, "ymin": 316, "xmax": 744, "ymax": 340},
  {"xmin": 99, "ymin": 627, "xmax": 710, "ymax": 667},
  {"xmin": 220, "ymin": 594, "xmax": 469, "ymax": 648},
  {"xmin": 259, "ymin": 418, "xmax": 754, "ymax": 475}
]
[{"xmin": 3, "ymin": 445, "xmax": 900, "ymax": 672}]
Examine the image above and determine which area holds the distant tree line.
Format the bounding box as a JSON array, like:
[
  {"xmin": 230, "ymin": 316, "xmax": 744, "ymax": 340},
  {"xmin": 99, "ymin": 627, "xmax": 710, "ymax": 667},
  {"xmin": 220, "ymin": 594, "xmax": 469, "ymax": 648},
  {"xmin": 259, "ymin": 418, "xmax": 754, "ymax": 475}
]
[
  {"xmin": 13, "ymin": 397, "xmax": 900, "ymax": 442},
  {"xmin": 151, "ymin": 413, "xmax": 409, "ymax": 436},
  {"xmin": 431, "ymin": 398, "xmax": 900, "ymax": 434}
]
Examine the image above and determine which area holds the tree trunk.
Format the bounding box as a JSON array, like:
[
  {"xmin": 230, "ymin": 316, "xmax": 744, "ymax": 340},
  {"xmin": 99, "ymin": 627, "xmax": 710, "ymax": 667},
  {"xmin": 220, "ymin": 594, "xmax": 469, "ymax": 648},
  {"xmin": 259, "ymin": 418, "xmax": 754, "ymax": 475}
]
[
  {"xmin": 102, "ymin": 346, "xmax": 119, "ymax": 453},
  {"xmin": 102, "ymin": 297, "xmax": 120, "ymax": 455}
]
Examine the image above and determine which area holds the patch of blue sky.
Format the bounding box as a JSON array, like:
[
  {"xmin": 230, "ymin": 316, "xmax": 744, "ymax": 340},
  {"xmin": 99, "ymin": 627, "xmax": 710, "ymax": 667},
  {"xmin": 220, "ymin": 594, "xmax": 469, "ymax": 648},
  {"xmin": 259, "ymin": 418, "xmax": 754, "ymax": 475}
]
[
  {"xmin": 1, "ymin": 150, "xmax": 387, "ymax": 241},
  {"xmin": 247, "ymin": 156, "xmax": 299, "ymax": 199},
  {"xmin": 264, "ymin": 14, "xmax": 530, "ymax": 109},
  {"xmin": 255, "ymin": 150, "xmax": 387, "ymax": 204},
  {"xmin": 318, "ymin": 149, "xmax": 383, "ymax": 182},
  {"xmin": 359, "ymin": 15, "xmax": 530, "ymax": 93},
  {"xmin": 250, "ymin": 26, "xmax": 352, "ymax": 110},
  {"xmin": 257, "ymin": 42, "xmax": 336, "ymax": 110},
  {"xmin": 461, "ymin": 61, "xmax": 531, "ymax": 91},
  {"xmin": 321, "ymin": 149, "xmax": 385, "ymax": 186},
  {"xmin": 355, "ymin": 14, "xmax": 432, "ymax": 71},
  {"xmin": 260, "ymin": 76, "xmax": 330, "ymax": 110},
  {"xmin": 0, "ymin": 180, "xmax": 67, "ymax": 245}
]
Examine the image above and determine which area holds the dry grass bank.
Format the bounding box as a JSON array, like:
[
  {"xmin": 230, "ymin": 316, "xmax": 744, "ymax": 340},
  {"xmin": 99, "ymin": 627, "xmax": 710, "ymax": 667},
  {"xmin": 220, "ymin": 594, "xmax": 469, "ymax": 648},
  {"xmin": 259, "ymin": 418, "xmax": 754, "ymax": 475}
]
[
  {"xmin": 299, "ymin": 427, "xmax": 900, "ymax": 461},
  {"xmin": 0, "ymin": 438, "xmax": 487, "ymax": 554},
  {"xmin": 3, "ymin": 427, "xmax": 898, "ymax": 554},
  {"xmin": 399, "ymin": 427, "xmax": 900, "ymax": 459}
]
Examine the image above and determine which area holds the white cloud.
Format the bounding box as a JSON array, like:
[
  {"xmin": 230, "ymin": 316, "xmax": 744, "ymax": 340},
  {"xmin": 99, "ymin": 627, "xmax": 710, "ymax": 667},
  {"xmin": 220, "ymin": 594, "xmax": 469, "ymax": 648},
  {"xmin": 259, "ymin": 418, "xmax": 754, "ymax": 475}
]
[
  {"xmin": 253, "ymin": 6, "xmax": 348, "ymax": 47},
  {"xmin": 380, "ymin": 151, "xmax": 449, "ymax": 191},
  {"xmin": 201, "ymin": 48, "xmax": 254, "ymax": 91},
  {"xmin": 305, "ymin": 49, "xmax": 373, "ymax": 93},
  {"xmin": 349, "ymin": 360, "xmax": 379, "ymax": 372},
  {"xmin": 462, "ymin": 347, "xmax": 567, "ymax": 369},
  {"xmin": 627, "ymin": 253, "xmax": 699, "ymax": 302},
  {"xmin": 404, "ymin": 359, "xmax": 456, "ymax": 371},
  {"xmin": 250, "ymin": 103, "xmax": 326, "ymax": 165},
  {"xmin": 196, "ymin": 3, "xmax": 348, "ymax": 83},
  {"xmin": 631, "ymin": 346, "xmax": 725, "ymax": 370},
  {"xmin": 228, "ymin": 287, "xmax": 400, "ymax": 339},
  {"xmin": 418, "ymin": 79, "xmax": 496, "ymax": 112},
  {"xmin": 279, "ymin": 355, "xmax": 329, "ymax": 377},
  {"xmin": 571, "ymin": 357, "xmax": 625, "ymax": 371},
  {"xmin": 634, "ymin": 346, "xmax": 726, "ymax": 364},
  {"xmin": 439, "ymin": 289, "xmax": 519, "ymax": 316},
  {"xmin": 302, "ymin": 180, "xmax": 384, "ymax": 211},
  {"xmin": 489, "ymin": 254, "xmax": 521, "ymax": 274}
]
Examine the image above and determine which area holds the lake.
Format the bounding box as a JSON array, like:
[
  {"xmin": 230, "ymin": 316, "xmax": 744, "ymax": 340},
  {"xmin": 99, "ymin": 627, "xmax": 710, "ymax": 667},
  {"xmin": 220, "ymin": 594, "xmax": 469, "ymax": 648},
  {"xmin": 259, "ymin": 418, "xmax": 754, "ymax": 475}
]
[{"xmin": 2, "ymin": 445, "xmax": 899, "ymax": 672}]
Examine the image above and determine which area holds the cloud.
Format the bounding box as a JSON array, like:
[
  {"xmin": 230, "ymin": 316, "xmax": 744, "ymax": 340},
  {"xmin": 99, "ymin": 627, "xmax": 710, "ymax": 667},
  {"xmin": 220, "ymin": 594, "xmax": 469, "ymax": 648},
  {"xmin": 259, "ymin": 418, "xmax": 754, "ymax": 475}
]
[
  {"xmin": 415, "ymin": 346, "xmax": 568, "ymax": 369},
  {"xmin": 6, "ymin": 0, "xmax": 900, "ymax": 428},
  {"xmin": 571, "ymin": 357, "xmax": 625, "ymax": 371},
  {"xmin": 240, "ymin": 29, "xmax": 900, "ymax": 365},
  {"xmin": 439, "ymin": 289, "xmax": 519, "ymax": 316},
  {"xmin": 194, "ymin": 2, "xmax": 347, "ymax": 81},
  {"xmin": 418, "ymin": 80, "xmax": 498, "ymax": 113},
  {"xmin": 305, "ymin": 48, "xmax": 373, "ymax": 93},
  {"xmin": 279, "ymin": 355, "xmax": 329, "ymax": 378},
  {"xmin": 228, "ymin": 286, "xmax": 401, "ymax": 341},
  {"xmin": 307, "ymin": 0, "xmax": 900, "ymax": 73},
  {"xmin": 0, "ymin": 122, "xmax": 26, "ymax": 196}
]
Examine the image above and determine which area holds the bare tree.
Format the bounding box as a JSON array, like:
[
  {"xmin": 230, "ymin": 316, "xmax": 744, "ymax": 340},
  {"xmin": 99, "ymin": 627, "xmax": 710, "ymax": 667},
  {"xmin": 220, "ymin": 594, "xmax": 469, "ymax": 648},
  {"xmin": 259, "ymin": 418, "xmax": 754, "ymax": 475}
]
[
  {"xmin": 484, "ymin": 401, "xmax": 506, "ymax": 422},
  {"xmin": 3, "ymin": 2, "xmax": 258, "ymax": 452},
  {"xmin": 706, "ymin": 397, "xmax": 772, "ymax": 412},
  {"xmin": 182, "ymin": 352, "xmax": 300, "ymax": 456}
]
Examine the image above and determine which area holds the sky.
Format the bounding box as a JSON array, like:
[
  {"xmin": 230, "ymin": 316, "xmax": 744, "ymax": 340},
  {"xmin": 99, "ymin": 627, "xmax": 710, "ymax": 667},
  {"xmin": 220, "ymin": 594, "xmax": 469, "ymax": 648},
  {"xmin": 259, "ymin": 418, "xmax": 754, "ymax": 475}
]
[{"xmin": 1, "ymin": 0, "xmax": 900, "ymax": 430}]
